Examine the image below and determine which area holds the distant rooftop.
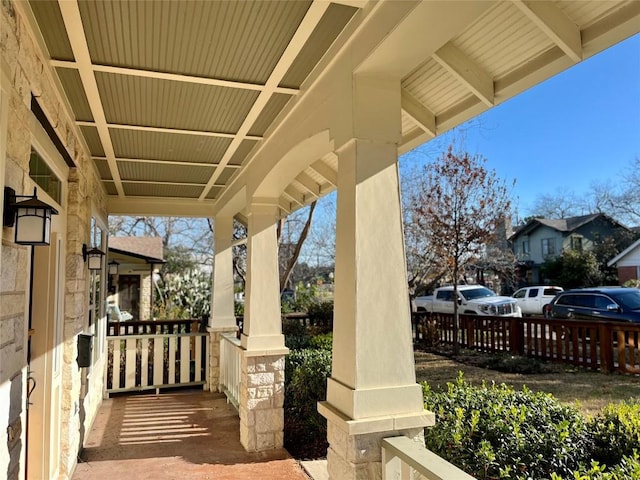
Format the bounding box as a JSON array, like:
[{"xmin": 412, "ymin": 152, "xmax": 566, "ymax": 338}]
[{"xmin": 109, "ymin": 237, "xmax": 164, "ymax": 263}]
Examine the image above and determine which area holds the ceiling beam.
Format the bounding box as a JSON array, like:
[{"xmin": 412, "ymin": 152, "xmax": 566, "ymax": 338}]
[
  {"xmin": 309, "ymin": 160, "xmax": 337, "ymax": 187},
  {"xmin": 401, "ymin": 89, "xmax": 436, "ymax": 137},
  {"xmin": 58, "ymin": 0, "xmax": 125, "ymax": 197},
  {"xmin": 295, "ymin": 172, "xmax": 322, "ymax": 197},
  {"xmin": 51, "ymin": 60, "xmax": 299, "ymax": 96},
  {"xmin": 77, "ymin": 121, "xmax": 262, "ymax": 141},
  {"xmin": 94, "ymin": 156, "xmax": 240, "ymax": 169},
  {"xmin": 513, "ymin": 0, "xmax": 582, "ymax": 63},
  {"xmin": 200, "ymin": 1, "xmax": 331, "ymax": 201},
  {"xmin": 284, "ymin": 186, "xmax": 305, "ymax": 207},
  {"xmin": 108, "ymin": 196, "xmax": 216, "ymax": 217},
  {"xmin": 432, "ymin": 42, "xmax": 494, "ymax": 107}
]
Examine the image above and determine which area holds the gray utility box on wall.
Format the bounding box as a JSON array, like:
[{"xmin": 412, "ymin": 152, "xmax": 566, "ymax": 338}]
[{"xmin": 77, "ymin": 333, "xmax": 93, "ymax": 367}]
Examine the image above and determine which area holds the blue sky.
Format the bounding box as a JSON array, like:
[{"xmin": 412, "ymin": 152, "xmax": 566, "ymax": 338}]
[{"xmin": 401, "ymin": 33, "xmax": 640, "ymax": 219}]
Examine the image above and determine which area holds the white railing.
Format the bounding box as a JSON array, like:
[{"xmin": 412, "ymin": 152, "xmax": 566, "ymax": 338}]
[
  {"xmin": 382, "ymin": 436, "xmax": 475, "ymax": 480},
  {"xmin": 105, "ymin": 332, "xmax": 208, "ymax": 395},
  {"xmin": 220, "ymin": 332, "xmax": 242, "ymax": 408}
]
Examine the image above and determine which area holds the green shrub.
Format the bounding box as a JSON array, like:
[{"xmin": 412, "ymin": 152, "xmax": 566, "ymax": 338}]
[
  {"xmin": 421, "ymin": 374, "xmax": 592, "ymax": 479},
  {"xmin": 283, "ymin": 317, "xmax": 311, "ymax": 350},
  {"xmin": 588, "ymin": 400, "xmax": 640, "ymax": 467},
  {"xmin": 307, "ymin": 300, "xmax": 333, "ymax": 331},
  {"xmin": 284, "ymin": 345, "xmax": 332, "ymax": 459},
  {"xmin": 552, "ymin": 451, "xmax": 640, "ymax": 480}
]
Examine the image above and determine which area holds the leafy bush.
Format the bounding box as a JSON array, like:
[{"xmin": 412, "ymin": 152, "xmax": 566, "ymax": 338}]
[
  {"xmin": 283, "ymin": 317, "xmax": 311, "ymax": 350},
  {"xmin": 552, "ymin": 452, "xmax": 640, "ymax": 480},
  {"xmin": 284, "ymin": 341, "xmax": 332, "ymax": 459},
  {"xmin": 588, "ymin": 400, "xmax": 640, "ymax": 467},
  {"xmin": 307, "ymin": 301, "xmax": 333, "ymax": 330},
  {"xmin": 421, "ymin": 374, "xmax": 592, "ymax": 479}
]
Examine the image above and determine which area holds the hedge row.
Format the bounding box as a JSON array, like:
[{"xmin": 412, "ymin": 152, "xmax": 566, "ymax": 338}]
[{"xmin": 282, "ymin": 331, "xmax": 640, "ymax": 479}]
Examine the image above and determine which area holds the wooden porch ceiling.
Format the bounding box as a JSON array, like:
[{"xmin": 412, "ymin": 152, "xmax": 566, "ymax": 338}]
[{"xmin": 19, "ymin": 0, "xmax": 640, "ymax": 218}]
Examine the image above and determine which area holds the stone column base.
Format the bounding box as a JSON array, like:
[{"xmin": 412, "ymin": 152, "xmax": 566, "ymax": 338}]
[
  {"xmin": 239, "ymin": 351, "xmax": 288, "ymax": 452},
  {"xmin": 318, "ymin": 401, "xmax": 434, "ymax": 480}
]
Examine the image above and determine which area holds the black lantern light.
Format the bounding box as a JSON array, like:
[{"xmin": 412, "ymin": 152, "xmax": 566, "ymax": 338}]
[
  {"xmin": 3, "ymin": 187, "xmax": 58, "ymax": 246},
  {"xmin": 108, "ymin": 259, "xmax": 119, "ymax": 275},
  {"xmin": 83, "ymin": 244, "xmax": 105, "ymax": 271}
]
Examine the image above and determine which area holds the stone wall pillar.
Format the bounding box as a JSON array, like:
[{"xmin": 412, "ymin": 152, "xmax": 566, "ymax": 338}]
[
  {"xmin": 318, "ymin": 76, "xmax": 433, "ymax": 479},
  {"xmin": 239, "ymin": 353, "xmax": 286, "ymax": 451},
  {"xmin": 238, "ymin": 200, "xmax": 288, "ymax": 451}
]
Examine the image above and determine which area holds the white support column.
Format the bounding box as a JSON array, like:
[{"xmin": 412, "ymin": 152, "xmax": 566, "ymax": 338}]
[
  {"xmin": 318, "ymin": 76, "xmax": 434, "ymax": 480},
  {"xmin": 209, "ymin": 214, "xmax": 238, "ymax": 392},
  {"xmin": 211, "ymin": 214, "xmax": 237, "ymax": 329},
  {"xmin": 241, "ymin": 200, "xmax": 286, "ymax": 353},
  {"xmin": 238, "ymin": 199, "xmax": 288, "ymax": 452}
]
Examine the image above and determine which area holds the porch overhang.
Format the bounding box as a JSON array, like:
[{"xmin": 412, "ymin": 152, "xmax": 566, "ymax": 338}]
[{"xmin": 15, "ymin": 0, "xmax": 638, "ymax": 219}]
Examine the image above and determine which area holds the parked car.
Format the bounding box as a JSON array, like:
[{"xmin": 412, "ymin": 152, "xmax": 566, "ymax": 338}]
[
  {"xmin": 414, "ymin": 285, "xmax": 521, "ymax": 317},
  {"xmin": 546, "ymin": 287, "xmax": 640, "ymax": 323},
  {"xmin": 512, "ymin": 286, "xmax": 563, "ymax": 316}
]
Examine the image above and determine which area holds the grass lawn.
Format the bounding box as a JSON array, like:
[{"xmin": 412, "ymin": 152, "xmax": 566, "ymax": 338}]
[{"xmin": 414, "ymin": 349, "xmax": 640, "ymax": 417}]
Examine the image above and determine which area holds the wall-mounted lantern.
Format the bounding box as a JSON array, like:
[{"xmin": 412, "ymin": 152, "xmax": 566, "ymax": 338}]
[
  {"xmin": 83, "ymin": 244, "xmax": 105, "ymax": 271},
  {"xmin": 108, "ymin": 259, "xmax": 119, "ymax": 276},
  {"xmin": 3, "ymin": 187, "xmax": 58, "ymax": 246}
]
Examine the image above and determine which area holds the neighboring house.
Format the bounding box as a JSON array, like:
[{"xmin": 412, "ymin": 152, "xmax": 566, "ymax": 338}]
[
  {"xmin": 607, "ymin": 238, "xmax": 640, "ymax": 284},
  {"xmin": 510, "ymin": 214, "xmax": 630, "ymax": 284},
  {"xmin": 108, "ymin": 237, "xmax": 165, "ymax": 321}
]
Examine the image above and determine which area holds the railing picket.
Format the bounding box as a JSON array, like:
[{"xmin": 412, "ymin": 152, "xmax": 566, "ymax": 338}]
[
  {"xmin": 141, "ymin": 337, "xmax": 149, "ymax": 388},
  {"xmin": 153, "ymin": 336, "xmax": 163, "ymax": 386},
  {"xmin": 125, "ymin": 338, "xmax": 136, "ymax": 389},
  {"xmin": 112, "ymin": 338, "xmax": 120, "ymax": 389},
  {"xmin": 195, "ymin": 335, "xmax": 202, "ymax": 382},
  {"xmin": 180, "ymin": 336, "xmax": 190, "ymax": 383}
]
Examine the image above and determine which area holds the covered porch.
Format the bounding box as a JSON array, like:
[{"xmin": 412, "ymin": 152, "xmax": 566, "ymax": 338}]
[{"xmin": 1, "ymin": 1, "xmax": 639, "ymax": 479}]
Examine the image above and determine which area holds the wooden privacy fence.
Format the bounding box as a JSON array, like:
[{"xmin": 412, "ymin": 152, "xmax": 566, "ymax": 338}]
[
  {"xmin": 413, "ymin": 312, "xmax": 640, "ymax": 374},
  {"xmin": 105, "ymin": 330, "xmax": 208, "ymax": 395}
]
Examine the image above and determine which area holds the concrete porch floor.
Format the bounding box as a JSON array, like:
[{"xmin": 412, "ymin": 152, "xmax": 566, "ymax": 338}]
[{"xmin": 72, "ymin": 390, "xmax": 315, "ymax": 480}]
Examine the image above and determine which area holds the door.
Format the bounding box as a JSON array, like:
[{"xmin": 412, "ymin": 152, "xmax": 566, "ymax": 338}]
[
  {"xmin": 118, "ymin": 274, "xmax": 140, "ymax": 320},
  {"xmin": 27, "ymin": 233, "xmax": 63, "ymax": 480}
]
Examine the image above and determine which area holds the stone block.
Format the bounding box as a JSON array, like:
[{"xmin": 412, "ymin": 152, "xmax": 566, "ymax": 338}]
[
  {"xmin": 247, "ymin": 396, "xmax": 271, "ymax": 411},
  {"xmin": 256, "ymin": 386, "xmax": 273, "ymax": 399},
  {"xmin": 248, "ymin": 372, "xmax": 274, "ymax": 387},
  {"xmin": 256, "ymin": 432, "xmax": 275, "ymax": 450}
]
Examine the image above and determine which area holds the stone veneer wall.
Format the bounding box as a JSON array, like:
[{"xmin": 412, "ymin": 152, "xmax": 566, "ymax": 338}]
[
  {"xmin": 1, "ymin": 1, "xmax": 108, "ymax": 478},
  {"xmin": 0, "ymin": 243, "xmax": 29, "ymax": 479},
  {"xmin": 239, "ymin": 354, "xmax": 286, "ymax": 452}
]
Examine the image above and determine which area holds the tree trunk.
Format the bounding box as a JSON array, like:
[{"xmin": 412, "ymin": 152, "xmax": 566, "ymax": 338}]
[
  {"xmin": 280, "ymin": 201, "xmax": 317, "ymax": 292},
  {"xmin": 453, "ymin": 264, "xmax": 460, "ymax": 356}
]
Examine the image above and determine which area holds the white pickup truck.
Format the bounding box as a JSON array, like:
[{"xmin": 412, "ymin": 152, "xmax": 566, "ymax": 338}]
[{"xmin": 414, "ymin": 285, "xmax": 522, "ymax": 317}]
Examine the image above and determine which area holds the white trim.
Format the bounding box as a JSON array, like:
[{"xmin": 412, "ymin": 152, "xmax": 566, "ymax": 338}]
[{"xmin": 607, "ymin": 238, "xmax": 640, "ymax": 267}]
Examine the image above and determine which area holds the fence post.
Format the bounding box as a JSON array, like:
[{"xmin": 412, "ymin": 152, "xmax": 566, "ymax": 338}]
[
  {"xmin": 599, "ymin": 323, "xmax": 614, "ymax": 372},
  {"xmin": 509, "ymin": 319, "xmax": 524, "ymax": 355}
]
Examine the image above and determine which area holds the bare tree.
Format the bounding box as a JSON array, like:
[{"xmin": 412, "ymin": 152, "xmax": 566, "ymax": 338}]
[
  {"xmin": 413, "ymin": 145, "xmax": 514, "ymax": 354},
  {"xmin": 278, "ymin": 201, "xmax": 317, "ymax": 292}
]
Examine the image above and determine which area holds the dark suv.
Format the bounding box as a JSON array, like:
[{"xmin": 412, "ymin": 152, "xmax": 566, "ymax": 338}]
[{"xmin": 547, "ymin": 287, "xmax": 640, "ymax": 323}]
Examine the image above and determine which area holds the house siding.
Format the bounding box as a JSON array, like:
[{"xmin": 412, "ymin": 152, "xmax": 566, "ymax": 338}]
[{"xmin": 1, "ymin": 1, "xmax": 108, "ymax": 478}]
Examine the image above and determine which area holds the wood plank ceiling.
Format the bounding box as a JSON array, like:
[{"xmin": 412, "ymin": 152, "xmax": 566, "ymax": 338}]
[{"xmin": 21, "ymin": 0, "xmax": 640, "ymax": 217}]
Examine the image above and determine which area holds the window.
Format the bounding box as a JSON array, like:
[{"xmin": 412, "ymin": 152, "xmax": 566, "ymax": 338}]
[
  {"xmin": 571, "ymin": 236, "xmax": 583, "ymax": 251},
  {"xmin": 522, "ymin": 240, "xmax": 530, "ymax": 254},
  {"xmin": 88, "ymin": 217, "xmax": 107, "ymax": 362},
  {"xmin": 29, "ymin": 147, "xmax": 62, "ymax": 204},
  {"xmin": 527, "ymin": 288, "xmax": 539, "ymax": 298},
  {"xmin": 542, "ymin": 238, "xmax": 556, "ymax": 256}
]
